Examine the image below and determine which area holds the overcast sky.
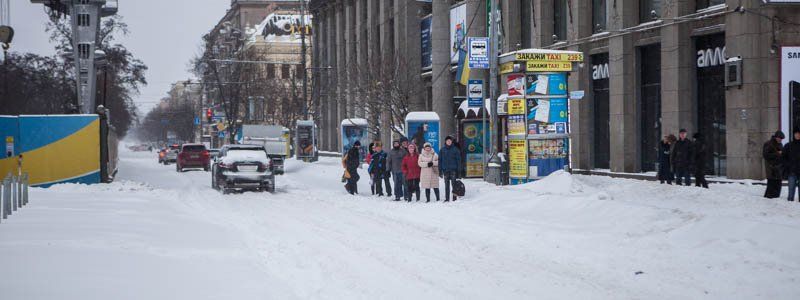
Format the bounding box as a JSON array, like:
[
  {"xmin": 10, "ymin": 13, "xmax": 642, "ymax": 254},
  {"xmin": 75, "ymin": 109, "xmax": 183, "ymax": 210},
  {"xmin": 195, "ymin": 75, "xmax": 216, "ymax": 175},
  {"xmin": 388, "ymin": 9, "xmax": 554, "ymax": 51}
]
[{"xmin": 6, "ymin": 0, "xmax": 231, "ymax": 114}]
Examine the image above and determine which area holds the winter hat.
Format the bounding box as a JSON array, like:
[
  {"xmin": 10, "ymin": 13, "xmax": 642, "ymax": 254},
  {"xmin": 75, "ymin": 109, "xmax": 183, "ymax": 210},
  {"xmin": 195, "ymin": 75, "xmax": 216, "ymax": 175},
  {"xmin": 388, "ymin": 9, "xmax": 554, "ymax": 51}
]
[
  {"xmin": 423, "ymin": 142, "xmax": 433, "ymax": 149},
  {"xmin": 354, "ymin": 140, "xmax": 361, "ymax": 147},
  {"xmin": 445, "ymin": 135, "xmax": 454, "ymax": 142},
  {"xmin": 399, "ymin": 136, "xmax": 409, "ymax": 143},
  {"xmin": 793, "ymin": 127, "xmax": 800, "ymax": 135},
  {"xmin": 679, "ymin": 128, "xmax": 687, "ymax": 133},
  {"xmin": 774, "ymin": 131, "xmax": 786, "ymax": 139}
]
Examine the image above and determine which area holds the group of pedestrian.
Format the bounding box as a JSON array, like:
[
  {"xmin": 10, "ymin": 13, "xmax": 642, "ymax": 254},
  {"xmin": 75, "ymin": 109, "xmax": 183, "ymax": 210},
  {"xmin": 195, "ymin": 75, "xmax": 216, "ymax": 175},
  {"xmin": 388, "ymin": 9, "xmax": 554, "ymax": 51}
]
[
  {"xmin": 657, "ymin": 129, "xmax": 708, "ymax": 188},
  {"xmin": 343, "ymin": 135, "xmax": 464, "ymax": 202},
  {"xmin": 761, "ymin": 129, "xmax": 800, "ymax": 201}
]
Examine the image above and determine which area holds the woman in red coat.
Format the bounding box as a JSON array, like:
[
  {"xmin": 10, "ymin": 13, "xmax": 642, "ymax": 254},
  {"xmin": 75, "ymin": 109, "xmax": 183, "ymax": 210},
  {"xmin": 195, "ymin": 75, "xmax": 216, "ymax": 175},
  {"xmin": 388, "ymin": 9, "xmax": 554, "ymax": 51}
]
[{"xmin": 401, "ymin": 143, "xmax": 422, "ymax": 202}]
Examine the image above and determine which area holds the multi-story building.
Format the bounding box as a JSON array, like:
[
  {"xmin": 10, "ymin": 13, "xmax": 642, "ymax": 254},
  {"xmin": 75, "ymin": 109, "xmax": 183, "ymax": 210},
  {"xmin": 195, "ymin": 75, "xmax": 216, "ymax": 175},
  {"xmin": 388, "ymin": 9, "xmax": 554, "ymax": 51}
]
[{"xmin": 311, "ymin": 0, "xmax": 800, "ymax": 180}]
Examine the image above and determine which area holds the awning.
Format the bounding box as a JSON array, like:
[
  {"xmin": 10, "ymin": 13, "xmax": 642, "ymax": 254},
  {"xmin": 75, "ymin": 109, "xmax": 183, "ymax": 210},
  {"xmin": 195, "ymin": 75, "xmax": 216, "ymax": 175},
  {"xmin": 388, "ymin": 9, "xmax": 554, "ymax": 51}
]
[{"xmin": 457, "ymin": 96, "xmax": 495, "ymax": 119}]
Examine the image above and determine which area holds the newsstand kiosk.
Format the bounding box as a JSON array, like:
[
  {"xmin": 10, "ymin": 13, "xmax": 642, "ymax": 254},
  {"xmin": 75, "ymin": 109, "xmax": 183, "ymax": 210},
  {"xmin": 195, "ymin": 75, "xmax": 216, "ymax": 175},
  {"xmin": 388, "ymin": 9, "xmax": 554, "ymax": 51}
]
[{"xmin": 498, "ymin": 49, "xmax": 584, "ymax": 185}]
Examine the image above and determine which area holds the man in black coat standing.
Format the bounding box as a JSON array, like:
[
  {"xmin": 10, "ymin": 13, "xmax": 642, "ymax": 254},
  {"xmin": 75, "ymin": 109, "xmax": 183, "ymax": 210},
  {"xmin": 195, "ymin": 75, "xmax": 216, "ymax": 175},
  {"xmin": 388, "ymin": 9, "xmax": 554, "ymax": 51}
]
[
  {"xmin": 671, "ymin": 129, "xmax": 693, "ymax": 186},
  {"xmin": 763, "ymin": 131, "xmax": 785, "ymax": 199},
  {"xmin": 693, "ymin": 133, "xmax": 709, "ymax": 188},
  {"xmin": 783, "ymin": 128, "xmax": 800, "ymax": 201},
  {"xmin": 344, "ymin": 141, "xmax": 362, "ymax": 195}
]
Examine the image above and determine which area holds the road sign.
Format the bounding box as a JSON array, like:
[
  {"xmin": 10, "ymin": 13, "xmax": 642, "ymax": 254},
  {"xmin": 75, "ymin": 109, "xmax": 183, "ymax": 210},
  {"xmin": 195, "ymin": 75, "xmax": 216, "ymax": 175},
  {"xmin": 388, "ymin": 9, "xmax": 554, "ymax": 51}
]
[
  {"xmin": 218, "ymin": 131, "xmax": 226, "ymax": 138},
  {"xmin": 467, "ymin": 79, "xmax": 484, "ymax": 108},
  {"xmin": 569, "ymin": 90, "xmax": 585, "ymax": 100},
  {"xmin": 5, "ymin": 136, "xmax": 13, "ymax": 157},
  {"xmin": 194, "ymin": 117, "xmax": 200, "ymax": 125},
  {"xmin": 468, "ymin": 37, "xmax": 490, "ymax": 69}
]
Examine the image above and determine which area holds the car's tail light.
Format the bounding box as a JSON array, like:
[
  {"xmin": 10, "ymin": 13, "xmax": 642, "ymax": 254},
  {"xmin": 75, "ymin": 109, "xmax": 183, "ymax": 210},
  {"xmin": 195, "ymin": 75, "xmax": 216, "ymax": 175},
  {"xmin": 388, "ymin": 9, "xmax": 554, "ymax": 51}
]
[
  {"xmin": 218, "ymin": 162, "xmax": 230, "ymax": 169},
  {"xmin": 257, "ymin": 162, "xmax": 267, "ymax": 172},
  {"xmin": 202, "ymin": 150, "xmax": 209, "ymax": 158}
]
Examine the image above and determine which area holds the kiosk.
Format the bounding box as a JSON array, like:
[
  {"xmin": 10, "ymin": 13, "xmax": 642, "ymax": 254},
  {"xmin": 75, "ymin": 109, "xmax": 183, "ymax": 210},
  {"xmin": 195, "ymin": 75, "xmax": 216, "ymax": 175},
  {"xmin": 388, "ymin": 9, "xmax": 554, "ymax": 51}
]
[
  {"xmin": 341, "ymin": 118, "xmax": 369, "ymax": 161},
  {"xmin": 405, "ymin": 112, "xmax": 441, "ymax": 153},
  {"xmin": 499, "ymin": 49, "xmax": 584, "ymax": 184},
  {"xmin": 295, "ymin": 120, "xmax": 318, "ymax": 162}
]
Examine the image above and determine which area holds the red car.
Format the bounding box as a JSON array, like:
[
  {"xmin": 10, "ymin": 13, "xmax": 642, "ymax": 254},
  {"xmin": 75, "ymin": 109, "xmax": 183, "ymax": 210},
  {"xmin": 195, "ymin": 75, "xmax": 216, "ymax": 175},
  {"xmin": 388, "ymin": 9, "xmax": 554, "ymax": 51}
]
[{"xmin": 176, "ymin": 143, "xmax": 210, "ymax": 172}]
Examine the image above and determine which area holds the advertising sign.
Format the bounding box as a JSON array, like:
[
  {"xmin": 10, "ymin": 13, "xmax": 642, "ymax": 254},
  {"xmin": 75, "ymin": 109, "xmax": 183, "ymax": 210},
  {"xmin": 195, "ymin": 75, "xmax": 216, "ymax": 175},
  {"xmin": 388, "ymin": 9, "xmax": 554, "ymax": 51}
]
[
  {"xmin": 462, "ymin": 121, "xmax": 485, "ymax": 178},
  {"xmin": 449, "ymin": 4, "xmax": 467, "ymax": 64},
  {"xmin": 468, "ymin": 37, "xmax": 490, "ymax": 69},
  {"xmin": 468, "ymin": 79, "xmax": 484, "ymax": 108},
  {"xmin": 507, "ymin": 74, "xmax": 525, "ymax": 97},
  {"xmin": 782, "ymin": 47, "xmax": 800, "ymax": 135},
  {"xmin": 500, "ymin": 62, "xmax": 515, "ymax": 74},
  {"xmin": 525, "ymin": 61, "xmax": 573, "ymax": 72},
  {"xmin": 342, "ymin": 121, "xmax": 369, "ymax": 161},
  {"xmin": 514, "ymin": 52, "xmax": 583, "ymax": 62},
  {"xmin": 528, "ymin": 138, "xmax": 569, "ymax": 179},
  {"xmin": 526, "ymin": 98, "xmax": 569, "ymax": 134},
  {"xmin": 526, "ymin": 73, "xmax": 567, "ymax": 96},
  {"xmin": 508, "ymin": 98, "xmax": 526, "ymax": 115},
  {"xmin": 407, "ymin": 119, "xmax": 441, "ymax": 153},
  {"xmin": 508, "ymin": 115, "xmax": 526, "ymax": 136},
  {"xmin": 5, "ymin": 136, "xmax": 13, "ymax": 157},
  {"xmin": 421, "ymin": 16, "xmax": 432, "ymax": 70},
  {"xmin": 296, "ymin": 125, "xmax": 315, "ymax": 158},
  {"xmin": 509, "ymin": 139, "xmax": 528, "ymax": 178}
]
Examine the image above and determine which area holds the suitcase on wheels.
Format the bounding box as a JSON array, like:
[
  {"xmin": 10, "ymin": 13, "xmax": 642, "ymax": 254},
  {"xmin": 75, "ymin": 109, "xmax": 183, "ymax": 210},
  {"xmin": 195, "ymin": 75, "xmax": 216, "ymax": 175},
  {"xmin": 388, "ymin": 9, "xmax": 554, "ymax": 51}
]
[{"xmin": 453, "ymin": 180, "xmax": 465, "ymax": 197}]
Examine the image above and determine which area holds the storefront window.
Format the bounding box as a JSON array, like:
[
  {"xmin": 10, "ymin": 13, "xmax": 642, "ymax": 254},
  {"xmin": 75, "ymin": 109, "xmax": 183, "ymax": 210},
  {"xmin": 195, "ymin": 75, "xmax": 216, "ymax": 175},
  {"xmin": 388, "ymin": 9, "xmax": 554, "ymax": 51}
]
[
  {"xmin": 696, "ymin": 34, "xmax": 726, "ymax": 176},
  {"xmin": 639, "ymin": 44, "xmax": 661, "ymax": 172},
  {"xmin": 592, "ymin": 53, "xmax": 610, "ymax": 169},
  {"xmin": 592, "ymin": 0, "xmax": 607, "ymax": 33},
  {"xmin": 640, "ymin": 0, "xmax": 662, "ymax": 23},
  {"xmin": 553, "ymin": 0, "xmax": 567, "ymax": 41},
  {"xmin": 697, "ymin": 0, "xmax": 725, "ymax": 10}
]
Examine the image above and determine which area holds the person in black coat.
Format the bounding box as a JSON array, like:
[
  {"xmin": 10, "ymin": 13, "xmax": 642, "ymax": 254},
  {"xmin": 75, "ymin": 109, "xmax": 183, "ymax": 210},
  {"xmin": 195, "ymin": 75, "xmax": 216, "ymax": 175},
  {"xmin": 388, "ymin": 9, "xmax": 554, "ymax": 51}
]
[
  {"xmin": 783, "ymin": 129, "xmax": 800, "ymax": 201},
  {"xmin": 343, "ymin": 141, "xmax": 362, "ymax": 195},
  {"xmin": 670, "ymin": 129, "xmax": 693, "ymax": 186},
  {"xmin": 693, "ymin": 133, "xmax": 709, "ymax": 188},
  {"xmin": 763, "ymin": 131, "xmax": 785, "ymax": 199},
  {"xmin": 658, "ymin": 134, "xmax": 676, "ymax": 184}
]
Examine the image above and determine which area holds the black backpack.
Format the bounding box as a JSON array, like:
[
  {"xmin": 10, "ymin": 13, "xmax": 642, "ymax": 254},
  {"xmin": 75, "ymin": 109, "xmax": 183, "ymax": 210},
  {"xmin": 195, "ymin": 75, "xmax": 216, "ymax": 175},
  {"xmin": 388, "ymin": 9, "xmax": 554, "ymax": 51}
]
[{"xmin": 453, "ymin": 180, "xmax": 465, "ymax": 197}]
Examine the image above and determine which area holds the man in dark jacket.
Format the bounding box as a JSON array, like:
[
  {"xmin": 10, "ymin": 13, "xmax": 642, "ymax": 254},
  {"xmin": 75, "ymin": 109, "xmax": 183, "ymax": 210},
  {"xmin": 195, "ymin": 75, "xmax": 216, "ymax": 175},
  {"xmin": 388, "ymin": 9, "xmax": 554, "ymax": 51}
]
[
  {"xmin": 658, "ymin": 135, "xmax": 675, "ymax": 184},
  {"xmin": 386, "ymin": 139, "xmax": 408, "ymax": 201},
  {"xmin": 439, "ymin": 136, "xmax": 463, "ymax": 201},
  {"xmin": 344, "ymin": 141, "xmax": 362, "ymax": 195},
  {"xmin": 670, "ymin": 129, "xmax": 693, "ymax": 186},
  {"xmin": 693, "ymin": 133, "xmax": 709, "ymax": 188},
  {"xmin": 784, "ymin": 129, "xmax": 800, "ymax": 201},
  {"xmin": 368, "ymin": 142, "xmax": 389, "ymax": 196},
  {"xmin": 763, "ymin": 131, "xmax": 785, "ymax": 199}
]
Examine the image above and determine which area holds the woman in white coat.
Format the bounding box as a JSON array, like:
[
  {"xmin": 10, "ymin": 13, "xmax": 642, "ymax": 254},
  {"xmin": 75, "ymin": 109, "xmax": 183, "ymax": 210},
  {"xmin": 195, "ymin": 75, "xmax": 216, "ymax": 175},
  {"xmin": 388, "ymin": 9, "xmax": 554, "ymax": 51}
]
[{"xmin": 418, "ymin": 142, "xmax": 440, "ymax": 202}]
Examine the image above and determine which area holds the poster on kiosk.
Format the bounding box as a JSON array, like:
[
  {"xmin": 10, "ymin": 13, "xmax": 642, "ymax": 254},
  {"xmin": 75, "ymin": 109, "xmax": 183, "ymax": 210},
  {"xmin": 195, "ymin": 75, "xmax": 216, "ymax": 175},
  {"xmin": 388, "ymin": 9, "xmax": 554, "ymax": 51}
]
[
  {"xmin": 499, "ymin": 49, "xmax": 583, "ymax": 184},
  {"xmin": 341, "ymin": 118, "xmax": 369, "ymax": 161},
  {"xmin": 405, "ymin": 112, "xmax": 441, "ymax": 153}
]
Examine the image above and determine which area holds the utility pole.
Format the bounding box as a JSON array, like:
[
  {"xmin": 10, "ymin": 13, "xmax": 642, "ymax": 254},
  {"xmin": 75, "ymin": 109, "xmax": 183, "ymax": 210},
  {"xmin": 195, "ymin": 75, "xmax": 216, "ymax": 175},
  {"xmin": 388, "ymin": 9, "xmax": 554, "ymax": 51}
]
[
  {"xmin": 300, "ymin": 0, "xmax": 309, "ymax": 120},
  {"xmin": 489, "ymin": 0, "xmax": 499, "ymax": 155},
  {"xmin": 30, "ymin": 0, "xmax": 118, "ymax": 114}
]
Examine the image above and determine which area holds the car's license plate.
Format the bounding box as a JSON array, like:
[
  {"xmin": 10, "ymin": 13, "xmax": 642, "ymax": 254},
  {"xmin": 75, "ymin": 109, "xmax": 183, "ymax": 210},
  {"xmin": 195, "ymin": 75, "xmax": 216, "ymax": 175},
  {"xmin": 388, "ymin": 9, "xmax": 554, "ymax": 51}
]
[
  {"xmin": 238, "ymin": 165, "xmax": 258, "ymax": 172},
  {"xmin": 191, "ymin": 155, "xmax": 199, "ymax": 159}
]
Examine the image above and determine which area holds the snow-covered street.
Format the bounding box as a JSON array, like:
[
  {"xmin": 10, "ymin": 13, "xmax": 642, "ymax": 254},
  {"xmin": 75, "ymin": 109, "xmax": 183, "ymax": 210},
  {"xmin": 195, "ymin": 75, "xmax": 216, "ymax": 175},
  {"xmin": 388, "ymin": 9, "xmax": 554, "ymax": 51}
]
[{"xmin": 1, "ymin": 148, "xmax": 800, "ymax": 299}]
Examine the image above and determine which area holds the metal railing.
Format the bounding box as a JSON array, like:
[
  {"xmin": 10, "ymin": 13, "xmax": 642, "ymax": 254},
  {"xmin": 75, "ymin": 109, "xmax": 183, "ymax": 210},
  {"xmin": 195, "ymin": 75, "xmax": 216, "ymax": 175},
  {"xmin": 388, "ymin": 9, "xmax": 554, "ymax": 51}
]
[{"xmin": 1, "ymin": 173, "xmax": 29, "ymax": 223}]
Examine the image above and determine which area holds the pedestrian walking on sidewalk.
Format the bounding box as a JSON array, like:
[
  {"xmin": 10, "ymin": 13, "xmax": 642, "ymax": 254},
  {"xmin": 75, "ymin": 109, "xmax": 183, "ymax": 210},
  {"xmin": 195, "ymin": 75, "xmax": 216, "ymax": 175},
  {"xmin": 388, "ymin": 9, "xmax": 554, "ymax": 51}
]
[
  {"xmin": 418, "ymin": 142, "xmax": 440, "ymax": 202},
  {"xmin": 368, "ymin": 142, "xmax": 389, "ymax": 196},
  {"xmin": 693, "ymin": 133, "xmax": 709, "ymax": 188},
  {"xmin": 387, "ymin": 139, "xmax": 408, "ymax": 201},
  {"xmin": 658, "ymin": 134, "xmax": 676, "ymax": 185},
  {"xmin": 783, "ymin": 129, "xmax": 800, "ymax": 201},
  {"xmin": 439, "ymin": 136, "xmax": 462, "ymax": 201},
  {"xmin": 763, "ymin": 131, "xmax": 785, "ymax": 199},
  {"xmin": 671, "ymin": 129, "xmax": 693, "ymax": 186},
  {"xmin": 342, "ymin": 141, "xmax": 362, "ymax": 195},
  {"xmin": 402, "ymin": 143, "xmax": 421, "ymax": 202}
]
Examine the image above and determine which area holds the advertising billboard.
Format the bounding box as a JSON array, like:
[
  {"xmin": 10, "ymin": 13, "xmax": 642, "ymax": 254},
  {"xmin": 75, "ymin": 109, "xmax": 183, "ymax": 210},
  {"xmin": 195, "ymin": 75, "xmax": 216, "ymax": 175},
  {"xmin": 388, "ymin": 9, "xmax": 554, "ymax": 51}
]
[
  {"xmin": 407, "ymin": 120, "xmax": 441, "ymax": 153},
  {"xmin": 341, "ymin": 119, "xmax": 369, "ymax": 161},
  {"xmin": 461, "ymin": 121, "xmax": 485, "ymax": 178},
  {"xmin": 449, "ymin": 3, "xmax": 466, "ymax": 64},
  {"xmin": 509, "ymin": 139, "xmax": 528, "ymax": 179},
  {"xmin": 421, "ymin": 16, "xmax": 432, "ymax": 70},
  {"xmin": 782, "ymin": 47, "xmax": 800, "ymax": 135}
]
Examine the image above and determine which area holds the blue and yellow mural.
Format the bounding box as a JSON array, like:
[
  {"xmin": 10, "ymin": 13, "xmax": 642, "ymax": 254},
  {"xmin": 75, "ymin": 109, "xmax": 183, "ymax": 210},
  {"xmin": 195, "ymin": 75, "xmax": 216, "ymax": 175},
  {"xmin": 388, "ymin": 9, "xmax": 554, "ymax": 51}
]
[{"xmin": 0, "ymin": 115, "xmax": 101, "ymax": 187}]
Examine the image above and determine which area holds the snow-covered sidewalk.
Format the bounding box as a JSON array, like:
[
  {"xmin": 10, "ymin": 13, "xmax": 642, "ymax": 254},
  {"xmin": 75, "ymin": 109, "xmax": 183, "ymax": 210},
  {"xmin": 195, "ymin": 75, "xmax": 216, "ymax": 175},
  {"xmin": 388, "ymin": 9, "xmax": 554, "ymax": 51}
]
[{"xmin": 0, "ymin": 148, "xmax": 799, "ymax": 299}]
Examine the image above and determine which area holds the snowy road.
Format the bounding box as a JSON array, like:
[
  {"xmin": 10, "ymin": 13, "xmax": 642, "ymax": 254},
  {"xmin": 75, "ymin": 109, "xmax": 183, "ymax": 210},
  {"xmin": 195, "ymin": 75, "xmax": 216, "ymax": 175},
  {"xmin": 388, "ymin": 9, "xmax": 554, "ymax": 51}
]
[{"xmin": 1, "ymin": 148, "xmax": 800, "ymax": 299}]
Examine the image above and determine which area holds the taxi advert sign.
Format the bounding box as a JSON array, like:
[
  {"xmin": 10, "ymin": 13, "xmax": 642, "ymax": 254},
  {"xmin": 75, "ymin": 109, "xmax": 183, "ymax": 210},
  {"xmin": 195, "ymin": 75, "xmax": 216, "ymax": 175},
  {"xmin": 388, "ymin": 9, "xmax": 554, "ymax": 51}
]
[
  {"xmin": 526, "ymin": 60, "xmax": 573, "ymax": 72},
  {"xmin": 515, "ymin": 52, "xmax": 584, "ymax": 62}
]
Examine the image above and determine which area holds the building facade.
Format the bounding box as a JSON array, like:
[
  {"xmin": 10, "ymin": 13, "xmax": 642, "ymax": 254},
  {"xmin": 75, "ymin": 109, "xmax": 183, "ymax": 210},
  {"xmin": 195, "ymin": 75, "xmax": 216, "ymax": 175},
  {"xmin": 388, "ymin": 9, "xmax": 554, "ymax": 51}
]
[{"xmin": 311, "ymin": 0, "xmax": 800, "ymax": 180}]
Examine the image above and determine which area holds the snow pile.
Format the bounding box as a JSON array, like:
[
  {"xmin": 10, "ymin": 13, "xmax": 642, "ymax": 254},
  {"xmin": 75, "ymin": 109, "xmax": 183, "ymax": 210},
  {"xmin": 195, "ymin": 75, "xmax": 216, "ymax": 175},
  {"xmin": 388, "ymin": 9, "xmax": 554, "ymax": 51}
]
[{"xmin": 221, "ymin": 149, "xmax": 269, "ymax": 165}]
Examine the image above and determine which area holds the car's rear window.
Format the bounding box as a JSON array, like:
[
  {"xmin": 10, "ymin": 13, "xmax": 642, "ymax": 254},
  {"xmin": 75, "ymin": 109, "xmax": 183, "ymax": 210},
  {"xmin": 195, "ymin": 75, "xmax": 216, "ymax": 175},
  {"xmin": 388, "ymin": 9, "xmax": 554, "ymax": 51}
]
[
  {"xmin": 225, "ymin": 150, "xmax": 268, "ymax": 161},
  {"xmin": 182, "ymin": 145, "xmax": 206, "ymax": 152}
]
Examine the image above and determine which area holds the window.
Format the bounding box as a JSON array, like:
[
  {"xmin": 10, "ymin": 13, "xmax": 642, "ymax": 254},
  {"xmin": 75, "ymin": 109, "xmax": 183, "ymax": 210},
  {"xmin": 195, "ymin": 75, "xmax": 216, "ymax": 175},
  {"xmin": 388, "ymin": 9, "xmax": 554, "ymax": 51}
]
[
  {"xmin": 697, "ymin": 0, "xmax": 725, "ymax": 10},
  {"xmin": 553, "ymin": 0, "xmax": 567, "ymax": 42},
  {"xmin": 78, "ymin": 43, "xmax": 91, "ymax": 59},
  {"xmin": 267, "ymin": 64, "xmax": 275, "ymax": 79},
  {"xmin": 281, "ymin": 64, "xmax": 290, "ymax": 79},
  {"xmin": 592, "ymin": 0, "xmax": 607, "ymax": 33},
  {"xmin": 640, "ymin": 0, "xmax": 662, "ymax": 23},
  {"xmin": 78, "ymin": 14, "xmax": 91, "ymax": 27}
]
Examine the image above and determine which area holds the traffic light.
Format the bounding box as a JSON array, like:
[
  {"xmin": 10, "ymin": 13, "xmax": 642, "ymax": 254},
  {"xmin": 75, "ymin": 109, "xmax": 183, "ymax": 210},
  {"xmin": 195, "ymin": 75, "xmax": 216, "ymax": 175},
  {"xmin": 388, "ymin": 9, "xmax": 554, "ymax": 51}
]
[{"xmin": 206, "ymin": 108, "xmax": 213, "ymax": 122}]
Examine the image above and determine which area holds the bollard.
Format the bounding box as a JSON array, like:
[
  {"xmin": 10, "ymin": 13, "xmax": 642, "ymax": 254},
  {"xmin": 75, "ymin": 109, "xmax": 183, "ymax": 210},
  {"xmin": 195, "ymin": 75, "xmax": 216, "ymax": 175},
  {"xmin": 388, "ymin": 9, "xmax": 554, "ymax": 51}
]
[
  {"xmin": 16, "ymin": 174, "xmax": 22, "ymax": 209},
  {"xmin": 0, "ymin": 177, "xmax": 4, "ymax": 223},
  {"xmin": 11, "ymin": 175, "xmax": 17, "ymax": 212},
  {"xmin": 22, "ymin": 173, "xmax": 28, "ymax": 206},
  {"xmin": 2, "ymin": 176, "xmax": 9, "ymax": 218}
]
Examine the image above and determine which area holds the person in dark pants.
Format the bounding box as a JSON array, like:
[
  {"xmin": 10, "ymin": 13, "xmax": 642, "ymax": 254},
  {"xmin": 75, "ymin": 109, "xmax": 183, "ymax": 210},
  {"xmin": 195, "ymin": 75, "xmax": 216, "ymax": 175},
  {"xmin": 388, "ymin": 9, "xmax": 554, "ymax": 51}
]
[
  {"xmin": 783, "ymin": 129, "xmax": 800, "ymax": 201},
  {"xmin": 343, "ymin": 141, "xmax": 362, "ymax": 195},
  {"xmin": 693, "ymin": 133, "xmax": 709, "ymax": 188},
  {"xmin": 658, "ymin": 134, "xmax": 676, "ymax": 185},
  {"xmin": 387, "ymin": 140, "xmax": 408, "ymax": 201},
  {"xmin": 439, "ymin": 136, "xmax": 463, "ymax": 202},
  {"xmin": 671, "ymin": 129, "xmax": 693, "ymax": 186},
  {"xmin": 763, "ymin": 131, "xmax": 785, "ymax": 199},
  {"xmin": 368, "ymin": 142, "xmax": 389, "ymax": 196},
  {"xmin": 402, "ymin": 143, "xmax": 422, "ymax": 202}
]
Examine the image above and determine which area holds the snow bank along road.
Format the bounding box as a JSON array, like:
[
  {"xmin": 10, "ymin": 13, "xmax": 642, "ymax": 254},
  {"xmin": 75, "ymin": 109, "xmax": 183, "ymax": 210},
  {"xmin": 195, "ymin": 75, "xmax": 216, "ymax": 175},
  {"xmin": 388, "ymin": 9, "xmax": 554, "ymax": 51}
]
[{"xmin": 1, "ymin": 148, "xmax": 799, "ymax": 299}]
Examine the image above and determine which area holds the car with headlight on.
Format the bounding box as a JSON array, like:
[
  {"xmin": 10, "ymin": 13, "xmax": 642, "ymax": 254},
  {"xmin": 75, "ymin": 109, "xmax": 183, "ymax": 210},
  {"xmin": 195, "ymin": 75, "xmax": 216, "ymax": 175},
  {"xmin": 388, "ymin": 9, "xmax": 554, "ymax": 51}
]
[{"xmin": 211, "ymin": 144, "xmax": 275, "ymax": 194}]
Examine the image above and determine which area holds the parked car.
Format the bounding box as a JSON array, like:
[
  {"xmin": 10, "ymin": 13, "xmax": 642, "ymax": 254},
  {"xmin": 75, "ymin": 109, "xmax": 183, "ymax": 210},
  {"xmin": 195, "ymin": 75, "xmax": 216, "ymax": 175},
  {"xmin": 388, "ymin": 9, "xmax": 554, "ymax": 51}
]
[
  {"xmin": 211, "ymin": 144, "xmax": 275, "ymax": 193},
  {"xmin": 176, "ymin": 143, "xmax": 210, "ymax": 172},
  {"xmin": 163, "ymin": 144, "xmax": 180, "ymax": 165}
]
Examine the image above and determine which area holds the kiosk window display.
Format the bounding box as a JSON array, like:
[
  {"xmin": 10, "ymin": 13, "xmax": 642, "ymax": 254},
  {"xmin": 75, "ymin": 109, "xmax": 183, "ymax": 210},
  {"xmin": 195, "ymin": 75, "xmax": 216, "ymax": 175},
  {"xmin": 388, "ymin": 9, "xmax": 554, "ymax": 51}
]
[
  {"xmin": 405, "ymin": 112, "xmax": 441, "ymax": 153},
  {"xmin": 341, "ymin": 118, "xmax": 369, "ymax": 161},
  {"xmin": 499, "ymin": 49, "xmax": 584, "ymax": 184}
]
